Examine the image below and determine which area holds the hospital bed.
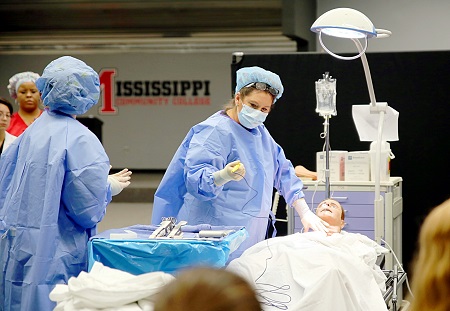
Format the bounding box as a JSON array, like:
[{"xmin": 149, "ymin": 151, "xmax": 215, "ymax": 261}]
[
  {"xmin": 373, "ymin": 253, "xmax": 408, "ymax": 309},
  {"xmin": 271, "ymin": 191, "xmax": 408, "ymax": 310},
  {"xmin": 88, "ymin": 219, "xmax": 409, "ymax": 310},
  {"xmin": 227, "ymin": 231, "xmax": 409, "ymax": 311},
  {"xmin": 383, "ymin": 267, "xmax": 408, "ymax": 310}
]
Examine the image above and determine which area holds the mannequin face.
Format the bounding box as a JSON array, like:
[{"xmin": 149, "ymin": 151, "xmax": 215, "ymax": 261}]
[
  {"xmin": 16, "ymin": 82, "xmax": 41, "ymax": 113},
  {"xmin": 316, "ymin": 199, "xmax": 345, "ymax": 229}
]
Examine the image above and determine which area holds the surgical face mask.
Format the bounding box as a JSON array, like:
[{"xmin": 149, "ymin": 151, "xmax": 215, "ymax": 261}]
[{"xmin": 238, "ymin": 103, "xmax": 268, "ymax": 129}]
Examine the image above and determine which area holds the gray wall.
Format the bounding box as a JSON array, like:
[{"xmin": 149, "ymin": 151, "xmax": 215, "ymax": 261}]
[
  {"xmin": 0, "ymin": 52, "xmax": 232, "ymax": 169},
  {"xmin": 316, "ymin": 0, "xmax": 450, "ymax": 52},
  {"xmin": 1, "ymin": 0, "xmax": 449, "ymax": 170}
]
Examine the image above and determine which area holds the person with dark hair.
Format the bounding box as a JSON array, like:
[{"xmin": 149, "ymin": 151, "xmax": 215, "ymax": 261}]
[
  {"xmin": 0, "ymin": 97, "xmax": 16, "ymax": 154},
  {"xmin": 153, "ymin": 267, "xmax": 262, "ymax": 311},
  {"xmin": 0, "ymin": 56, "xmax": 132, "ymax": 310}
]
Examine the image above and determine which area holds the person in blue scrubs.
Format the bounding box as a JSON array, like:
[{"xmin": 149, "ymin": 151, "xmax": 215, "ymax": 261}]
[
  {"xmin": 0, "ymin": 56, "xmax": 131, "ymax": 311},
  {"xmin": 152, "ymin": 66, "xmax": 330, "ymax": 260}
]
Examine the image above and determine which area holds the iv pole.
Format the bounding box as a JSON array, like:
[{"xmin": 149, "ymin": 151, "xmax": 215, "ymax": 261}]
[
  {"xmin": 315, "ymin": 72, "xmax": 336, "ymax": 198},
  {"xmin": 324, "ymin": 115, "xmax": 331, "ymax": 198}
]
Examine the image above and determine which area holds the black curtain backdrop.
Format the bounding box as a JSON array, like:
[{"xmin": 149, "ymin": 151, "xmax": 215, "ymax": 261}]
[{"xmin": 231, "ymin": 51, "xmax": 450, "ymax": 274}]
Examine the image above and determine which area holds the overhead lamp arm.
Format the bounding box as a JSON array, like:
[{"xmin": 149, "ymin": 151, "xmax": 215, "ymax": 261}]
[{"xmin": 311, "ymin": 8, "xmax": 392, "ymax": 244}]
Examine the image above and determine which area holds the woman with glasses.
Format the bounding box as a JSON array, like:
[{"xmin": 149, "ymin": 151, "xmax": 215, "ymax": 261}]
[
  {"xmin": 0, "ymin": 97, "xmax": 16, "ymax": 154},
  {"xmin": 152, "ymin": 66, "xmax": 329, "ymax": 261},
  {"xmin": 6, "ymin": 71, "xmax": 43, "ymax": 136}
]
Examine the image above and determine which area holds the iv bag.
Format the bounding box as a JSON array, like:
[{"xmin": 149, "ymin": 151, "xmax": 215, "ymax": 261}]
[{"xmin": 315, "ymin": 73, "xmax": 337, "ymax": 117}]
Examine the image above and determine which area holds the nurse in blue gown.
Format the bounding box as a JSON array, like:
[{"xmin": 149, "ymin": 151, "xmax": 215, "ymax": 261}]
[
  {"xmin": 0, "ymin": 56, "xmax": 131, "ymax": 310},
  {"xmin": 152, "ymin": 66, "xmax": 330, "ymax": 260}
]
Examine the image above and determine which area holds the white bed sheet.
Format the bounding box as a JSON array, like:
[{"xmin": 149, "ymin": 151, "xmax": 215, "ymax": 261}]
[
  {"xmin": 227, "ymin": 231, "xmax": 389, "ymax": 311},
  {"xmin": 49, "ymin": 262, "xmax": 175, "ymax": 310}
]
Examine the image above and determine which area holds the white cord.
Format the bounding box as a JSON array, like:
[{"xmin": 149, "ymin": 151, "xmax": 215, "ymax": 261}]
[
  {"xmin": 380, "ymin": 238, "xmax": 414, "ymax": 299},
  {"xmin": 380, "ymin": 238, "xmax": 403, "ymax": 271}
]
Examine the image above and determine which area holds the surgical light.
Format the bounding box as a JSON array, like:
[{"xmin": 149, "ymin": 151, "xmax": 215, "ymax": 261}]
[
  {"xmin": 311, "ymin": 8, "xmax": 378, "ymax": 38},
  {"xmin": 311, "ymin": 7, "xmax": 393, "ymax": 244}
]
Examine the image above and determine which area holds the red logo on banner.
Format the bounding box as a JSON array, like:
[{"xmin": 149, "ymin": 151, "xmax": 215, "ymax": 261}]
[
  {"xmin": 99, "ymin": 69, "xmax": 118, "ymax": 114},
  {"xmin": 98, "ymin": 68, "xmax": 211, "ymax": 115}
]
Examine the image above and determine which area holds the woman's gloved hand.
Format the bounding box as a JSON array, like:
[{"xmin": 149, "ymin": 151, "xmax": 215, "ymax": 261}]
[
  {"xmin": 108, "ymin": 168, "xmax": 132, "ymax": 196},
  {"xmin": 293, "ymin": 198, "xmax": 330, "ymax": 233},
  {"xmin": 212, "ymin": 160, "xmax": 246, "ymax": 186}
]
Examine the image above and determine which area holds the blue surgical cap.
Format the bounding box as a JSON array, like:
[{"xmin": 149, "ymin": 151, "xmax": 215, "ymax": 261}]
[
  {"xmin": 36, "ymin": 56, "xmax": 100, "ymax": 115},
  {"xmin": 235, "ymin": 66, "xmax": 284, "ymax": 103}
]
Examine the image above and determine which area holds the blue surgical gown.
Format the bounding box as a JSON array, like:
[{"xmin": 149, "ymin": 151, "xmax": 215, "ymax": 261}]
[
  {"xmin": 0, "ymin": 110, "xmax": 112, "ymax": 311},
  {"xmin": 152, "ymin": 111, "xmax": 305, "ymax": 260}
]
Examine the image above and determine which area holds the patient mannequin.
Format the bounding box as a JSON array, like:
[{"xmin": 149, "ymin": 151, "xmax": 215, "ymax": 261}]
[
  {"xmin": 227, "ymin": 198, "xmax": 388, "ymax": 311},
  {"xmin": 315, "ymin": 198, "xmax": 345, "ymax": 235}
]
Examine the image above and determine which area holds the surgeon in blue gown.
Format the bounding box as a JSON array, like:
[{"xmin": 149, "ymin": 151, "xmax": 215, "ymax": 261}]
[
  {"xmin": 0, "ymin": 56, "xmax": 131, "ymax": 311},
  {"xmin": 152, "ymin": 66, "xmax": 330, "ymax": 261}
]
